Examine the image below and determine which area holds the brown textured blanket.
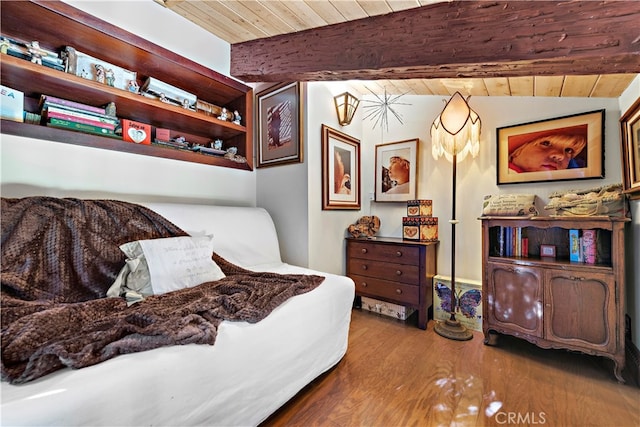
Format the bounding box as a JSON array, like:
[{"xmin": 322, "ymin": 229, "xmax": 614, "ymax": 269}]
[{"xmin": 1, "ymin": 197, "xmax": 324, "ymax": 384}]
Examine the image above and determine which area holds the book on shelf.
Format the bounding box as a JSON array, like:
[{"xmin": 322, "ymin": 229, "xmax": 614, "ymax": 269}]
[
  {"xmin": 1, "ymin": 84, "xmax": 24, "ymax": 122},
  {"xmin": 42, "ymin": 109, "xmax": 116, "ymax": 130},
  {"xmin": 39, "ymin": 94, "xmax": 107, "ymax": 116},
  {"xmin": 46, "ymin": 117, "xmax": 119, "ymax": 138},
  {"xmin": 569, "ymin": 229, "xmax": 582, "ymax": 262},
  {"xmin": 582, "ymin": 229, "xmax": 597, "ymax": 264},
  {"xmin": 42, "ymin": 104, "xmax": 119, "ymax": 126}
]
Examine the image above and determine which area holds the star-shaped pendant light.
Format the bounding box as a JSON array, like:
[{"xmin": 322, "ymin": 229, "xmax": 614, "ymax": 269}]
[{"xmin": 361, "ymin": 87, "xmax": 411, "ymax": 132}]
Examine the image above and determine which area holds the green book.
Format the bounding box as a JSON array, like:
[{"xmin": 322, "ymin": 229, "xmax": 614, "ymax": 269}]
[{"xmin": 46, "ymin": 117, "xmax": 120, "ymax": 138}]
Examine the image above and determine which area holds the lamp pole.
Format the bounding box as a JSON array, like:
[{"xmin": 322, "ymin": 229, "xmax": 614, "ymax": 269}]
[{"xmin": 434, "ymin": 151, "xmax": 473, "ymax": 341}]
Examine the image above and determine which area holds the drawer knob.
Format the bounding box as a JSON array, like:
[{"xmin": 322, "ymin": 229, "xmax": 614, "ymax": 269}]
[
  {"xmin": 361, "ymin": 248, "xmax": 368, "ymax": 254},
  {"xmin": 361, "ymin": 282, "xmax": 368, "ymax": 288},
  {"xmin": 396, "ymin": 251, "xmax": 402, "ymax": 257},
  {"xmin": 362, "ymin": 265, "xmax": 368, "ymax": 271},
  {"xmin": 396, "ymin": 270, "xmax": 402, "ymax": 276},
  {"xmin": 396, "ymin": 289, "xmax": 402, "ymax": 294}
]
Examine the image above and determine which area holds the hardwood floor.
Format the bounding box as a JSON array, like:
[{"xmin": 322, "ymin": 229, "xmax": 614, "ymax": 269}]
[{"xmin": 262, "ymin": 309, "xmax": 640, "ymax": 427}]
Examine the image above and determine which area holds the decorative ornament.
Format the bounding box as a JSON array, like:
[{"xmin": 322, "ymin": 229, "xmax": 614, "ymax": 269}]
[{"xmin": 361, "ymin": 87, "xmax": 411, "ymax": 132}]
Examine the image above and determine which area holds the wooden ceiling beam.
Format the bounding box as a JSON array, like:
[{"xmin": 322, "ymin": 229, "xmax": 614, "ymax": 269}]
[{"xmin": 230, "ymin": 1, "xmax": 640, "ymax": 82}]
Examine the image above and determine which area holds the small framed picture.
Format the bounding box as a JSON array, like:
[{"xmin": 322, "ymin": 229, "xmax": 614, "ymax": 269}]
[
  {"xmin": 374, "ymin": 138, "xmax": 419, "ymax": 202},
  {"xmin": 540, "ymin": 244, "xmax": 556, "ymax": 258}
]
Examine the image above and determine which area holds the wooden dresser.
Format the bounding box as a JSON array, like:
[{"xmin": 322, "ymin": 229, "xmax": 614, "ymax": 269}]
[{"xmin": 346, "ymin": 237, "xmax": 438, "ymax": 329}]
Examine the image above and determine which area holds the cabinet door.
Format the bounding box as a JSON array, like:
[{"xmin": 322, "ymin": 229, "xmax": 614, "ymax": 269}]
[
  {"xmin": 486, "ymin": 262, "xmax": 543, "ymax": 337},
  {"xmin": 544, "ymin": 269, "xmax": 617, "ymax": 353}
]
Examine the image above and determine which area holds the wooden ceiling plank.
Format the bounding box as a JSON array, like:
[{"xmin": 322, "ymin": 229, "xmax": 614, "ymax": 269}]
[
  {"xmin": 508, "ymin": 76, "xmax": 534, "ymax": 97},
  {"xmin": 535, "ymin": 76, "xmax": 564, "ymax": 97},
  {"xmin": 169, "ymin": 3, "xmax": 246, "ymax": 44},
  {"xmin": 590, "ymin": 74, "xmax": 637, "ymax": 98},
  {"xmin": 222, "ymin": 1, "xmax": 297, "ymax": 36},
  {"xmin": 230, "ymin": 1, "xmax": 640, "ymax": 82},
  {"xmin": 385, "ymin": 1, "xmax": 423, "ymax": 13},
  {"xmin": 356, "ymin": 1, "xmax": 393, "ymax": 16},
  {"xmin": 484, "ymin": 77, "xmax": 511, "ymax": 97},
  {"xmin": 306, "ymin": 1, "xmax": 349, "ymax": 25},
  {"xmin": 561, "ymin": 75, "xmax": 600, "ymax": 97},
  {"xmin": 329, "ymin": 0, "xmax": 369, "ymax": 21},
  {"xmin": 439, "ymin": 78, "xmax": 488, "ymax": 97}
]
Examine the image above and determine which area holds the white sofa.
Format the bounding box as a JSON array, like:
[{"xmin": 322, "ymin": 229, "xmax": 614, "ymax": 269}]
[{"xmin": 1, "ymin": 202, "xmax": 355, "ymax": 426}]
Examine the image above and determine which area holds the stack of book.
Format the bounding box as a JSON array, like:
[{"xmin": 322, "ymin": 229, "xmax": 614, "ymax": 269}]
[
  {"xmin": 494, "ymin": 226, "xmax": 528, "ymax": 258},
  {"xmin": 40, "ymin": 95, "xmax": 120, "ymax": 138}
]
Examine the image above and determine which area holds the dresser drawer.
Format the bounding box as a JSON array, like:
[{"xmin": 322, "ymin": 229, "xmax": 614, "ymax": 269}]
[
  {"xmin": 348, "ymin": 258, "xmax": 419, "ymax": 284},
  {"xmin": 349, "ymin": 241, "xmax": 420, "ymax": 264},
  {"xmin": 350, "ymin": 274, "xmax": 419, "ymax": 305}
]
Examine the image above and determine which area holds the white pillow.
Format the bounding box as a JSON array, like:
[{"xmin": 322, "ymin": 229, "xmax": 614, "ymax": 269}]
[{"xmin": 107, "ymin": 235, "xmax": 225, "ymax": 305}]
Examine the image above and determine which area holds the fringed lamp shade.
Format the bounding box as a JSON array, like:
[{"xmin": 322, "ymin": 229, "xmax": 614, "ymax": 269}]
[
  {"xmin": 334, "ymin": 92, "xmax": 360, "ymax": 126},
  {"xmin": 431, "ymin": 92, "xmax": 481, "ymax": 162}
]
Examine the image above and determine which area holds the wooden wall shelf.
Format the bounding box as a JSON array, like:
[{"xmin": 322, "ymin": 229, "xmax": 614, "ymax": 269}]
[{"xmin": 0, "ymin": 0, "xmax": 253, "ymax": 170}]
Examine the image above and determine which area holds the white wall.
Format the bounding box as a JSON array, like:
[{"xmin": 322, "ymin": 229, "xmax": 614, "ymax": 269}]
[
  {"xmin": 1, "ymin": 0, "xmax": 255, "ymax": 206},
  {"xmin": 361, "ymin": 96, "xmax": 623, "ymax": 281}
]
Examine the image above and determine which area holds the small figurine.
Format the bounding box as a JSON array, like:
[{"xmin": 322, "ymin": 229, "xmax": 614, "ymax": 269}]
[
  {"xmin": 0, "ymin": 38, "xmax": 10, "ymax": 55},
  {"xmin": 28, "ymin": 41, "xmax": 47, "ymax": 65},
  {"xmin": 213, "ymin": 139, "xmax": 223, "ymax": 150},
  {"xmin": 218, "ymin": 107, "xmax": 228, "ymax": 121},
  {"xmin": 105, "ymin": 68, "xmax": 115, "ymax": 87},
  {"xmin": 127, "ymin": 80, "xmax": 139, "ymax": 93},
  {"xmin": 182, "ymin": 98, "xmax": 191, "ymax": 109},
  {"xmin": 104, "ymin": 102, "xmax": 117, "ymax": 117},
  {"xmin": 159, "ymin": 93, "xmax": 171, "ymax": 104},
  {"xmin": 233, "ymin": 110, "xmax": 241, "ymax": 125},
  {"xmin": 94, "ymin": 64, "xmax": 105, "ymax": 84}
]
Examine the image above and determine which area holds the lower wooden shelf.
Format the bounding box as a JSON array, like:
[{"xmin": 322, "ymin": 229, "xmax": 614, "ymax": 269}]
[{"xmin": 1, "ymin": 119, "xmax": 252, "ymax": 170}]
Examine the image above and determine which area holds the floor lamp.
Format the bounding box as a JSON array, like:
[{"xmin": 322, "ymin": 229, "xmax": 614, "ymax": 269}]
[{"xmin": 430, "ymin": 92, "xmax": 481, "ymax": 341}]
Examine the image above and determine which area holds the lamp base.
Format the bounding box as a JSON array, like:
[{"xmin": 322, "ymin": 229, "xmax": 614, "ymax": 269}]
[{"xmin": 434, "ymin": 318, "xmax": 473, "ymax": 341}]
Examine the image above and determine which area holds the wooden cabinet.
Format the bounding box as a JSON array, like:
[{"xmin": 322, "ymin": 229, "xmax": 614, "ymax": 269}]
[
  {"xmin": 0, "ymin": 0, "xmax": 253, "ymax": 170},
  {"xmin": 346, "ymin": 237, "xmax": 438, "ymax": 330},
  {"xmin": 480, "ymin": 216, "xmax": 629, "ymax": 382}
]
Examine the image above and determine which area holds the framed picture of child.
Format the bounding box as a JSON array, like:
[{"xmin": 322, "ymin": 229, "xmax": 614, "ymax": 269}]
[
  {"xmin": 374, "ymin": 138, "xmax": 419, "ymax": 202},
  {"xmin": 497, "ymin": 110, "xmax": 605, "ymax": 185}
]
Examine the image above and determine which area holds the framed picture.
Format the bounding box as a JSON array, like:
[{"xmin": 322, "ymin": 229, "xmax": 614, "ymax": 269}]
[
  {"xmin": 321, "ymin": 125, "xmax": 360, "ymax": 210},
  {"xmin": 540, "ymin": 244, "xmax": 556, "ymax": 258},
  {"xmin": 375, "ymin": 138, "xmax": 419, "ymax": 202},
  {"xmin": 255, "ymin": 82, "xmax": 303, "ymax": 168},
  {"xmin": 497, "ymin": 110, "xmax": 605, "ymax": 185},
  {"xmin": 620, "ymin": 97, "xmax": 640, "ymax": 199}
]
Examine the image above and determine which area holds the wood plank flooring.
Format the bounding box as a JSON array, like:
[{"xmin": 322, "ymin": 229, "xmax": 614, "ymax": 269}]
[{"xmin": 262, "ymin": 309, "xmax": 640, "ymax": 427}]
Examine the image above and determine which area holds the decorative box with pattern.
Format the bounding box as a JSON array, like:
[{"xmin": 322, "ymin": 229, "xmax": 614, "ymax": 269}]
[
  {"xmin": 402, "ymin": 216, "xmax": 438, "ymax": 241},
  {"xmin": 433, "ymin": 275, "xmax": 482, "ymax": 332},
  {"xmin": 407, "ymin": 199, "xmax": 432, "ymax": 217}
]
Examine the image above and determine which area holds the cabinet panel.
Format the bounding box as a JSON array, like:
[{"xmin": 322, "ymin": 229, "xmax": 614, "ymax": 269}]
[
  {"xmin": 545, "ymin": 270, "xmax": 616, "ymax": 352},
  {"xmin": 486, "ymin": 262, "xmax": 543, "ymax": 337}
]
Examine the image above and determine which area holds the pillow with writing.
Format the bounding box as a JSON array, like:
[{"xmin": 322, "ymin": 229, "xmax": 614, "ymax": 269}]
[
  {"xmin": 482, "ymin": 194, "xmax": 538, "ymax": 217},
  {"xmin": 107, "ymin": 235, "xmax": 225, "ymax": 305}
]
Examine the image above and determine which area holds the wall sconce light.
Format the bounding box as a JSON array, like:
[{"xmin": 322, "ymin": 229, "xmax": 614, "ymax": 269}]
[
  {"xmin": 430, "ymin": 91, "xmax": 481, "ymax": 342},
  {"xmin": 333, "ymin": 92, "xmax": 360, "ymax": 126}
]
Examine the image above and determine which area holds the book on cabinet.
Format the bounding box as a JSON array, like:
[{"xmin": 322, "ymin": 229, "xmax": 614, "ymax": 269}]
[{"xmin": 0, "ymin": 0, "xmax": 253, "ymax": 170}]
